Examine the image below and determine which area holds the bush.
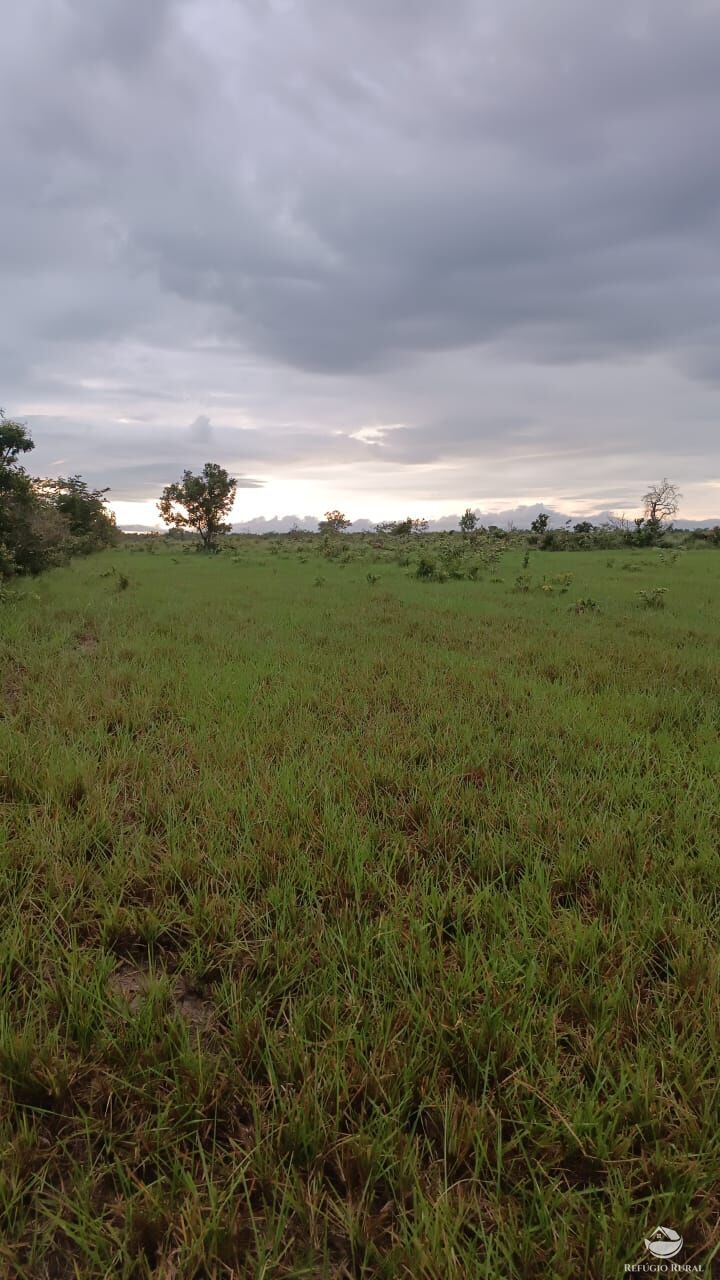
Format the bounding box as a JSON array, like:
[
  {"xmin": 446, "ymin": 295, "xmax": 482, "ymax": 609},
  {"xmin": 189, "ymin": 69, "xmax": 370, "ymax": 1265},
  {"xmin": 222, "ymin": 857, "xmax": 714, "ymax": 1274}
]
[
  {"xmin": 0, "ymin": 491, "xmax": 73, "ymax": 576},
  {"xmin": 638, "ymin": 588, "xmax": 667, "ymax": 609},
  {"xmin": 415, "ymin": 557, "xmax": 436, "ymax": 579},
  {"xmin": 689, "ymin": 526, "xmax": 720, "ymax": 547}
]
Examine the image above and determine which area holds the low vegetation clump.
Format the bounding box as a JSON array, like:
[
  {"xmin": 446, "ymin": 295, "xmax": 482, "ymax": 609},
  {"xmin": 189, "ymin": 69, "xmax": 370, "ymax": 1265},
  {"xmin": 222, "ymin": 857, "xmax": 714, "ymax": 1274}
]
[
  {"xmin": 572, "ymin": 595, "xmax": 601, "ymax": 614},
  {"xmin": 1, "ymin": 543, "xmax": 719, "ymax": 1276},
  {"xmin": 638, "ymin": 587, "xmax": 668, "ymax": 609}
]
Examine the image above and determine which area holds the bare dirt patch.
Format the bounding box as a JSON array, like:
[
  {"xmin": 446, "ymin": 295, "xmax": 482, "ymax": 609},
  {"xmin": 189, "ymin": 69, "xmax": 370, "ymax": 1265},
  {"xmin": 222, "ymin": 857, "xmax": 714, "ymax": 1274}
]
[{"xmin": 108, "ymin": 964, "xmax": 214, "ymax": 1030}]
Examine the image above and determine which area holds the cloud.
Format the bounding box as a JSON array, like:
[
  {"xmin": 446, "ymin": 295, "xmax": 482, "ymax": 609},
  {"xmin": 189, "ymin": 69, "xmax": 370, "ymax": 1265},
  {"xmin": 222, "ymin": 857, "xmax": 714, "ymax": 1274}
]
[
  {"xmin": 188, "ymin": 414, "xmax": 214, "ymax": 441},
  {"xmin": 23, "ymin": 415, "xmax": 266, "ymax": 500},
  {"xmin": 0, "ymin": 0, "xmax": 718, "ymax": 513}
]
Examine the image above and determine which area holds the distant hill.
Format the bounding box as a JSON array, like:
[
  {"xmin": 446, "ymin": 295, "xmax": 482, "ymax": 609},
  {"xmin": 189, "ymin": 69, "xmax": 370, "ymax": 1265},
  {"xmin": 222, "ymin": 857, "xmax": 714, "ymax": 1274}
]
[{"xmin": 122, "ymin": 507, "xmax": 720, "ymax": 534}]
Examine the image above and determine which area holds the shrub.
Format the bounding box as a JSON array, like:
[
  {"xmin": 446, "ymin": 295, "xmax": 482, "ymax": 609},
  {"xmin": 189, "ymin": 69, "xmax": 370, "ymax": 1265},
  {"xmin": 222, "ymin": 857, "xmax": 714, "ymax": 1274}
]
[
  {"xmin": 0, "ymin": 493, "xmax": 73, "ymax": 576},
  {"xmin": 638, "ymin": 587, "xmax": 667, "ymax": 609},
  {"xmin": 415, "ymin": 557, "xmax": 436, "ymax": 579}
]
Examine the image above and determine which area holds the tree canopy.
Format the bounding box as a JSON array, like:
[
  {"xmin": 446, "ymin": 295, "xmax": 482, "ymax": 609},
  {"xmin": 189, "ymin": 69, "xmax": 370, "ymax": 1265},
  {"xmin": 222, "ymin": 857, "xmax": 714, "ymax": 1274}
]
[
  {"xmin": 319, "ymin": 510, "xmax": 351, "ymax": 534},
  {"xmin": 40, "ymin": 476, "xmax": 117, "ymax": 549},
  {"xmin": 0, "ymin": 411, "xmax": 35, "ymax": 477},
  {"xmin": 158, "ymin": 463, "xmax": 237, "ymax": 549},
  {"xmin": 1, "ymin": 414, "xmax": 116, "ymax": 576}
]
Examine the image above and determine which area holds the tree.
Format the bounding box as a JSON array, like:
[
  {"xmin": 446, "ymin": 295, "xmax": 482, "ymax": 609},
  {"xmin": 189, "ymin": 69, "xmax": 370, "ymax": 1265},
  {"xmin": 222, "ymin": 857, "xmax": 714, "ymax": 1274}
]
[
  {"xmin": 1, "ymin": 411, "xmax": 116, "ymax": 578},
  {"xmin": 642, "ymin": 479, "xmax": 681, "ymax": 536},
  {"xmin": 1, "ymin": 497, "xmax": 71, "ymax": 577},
  {"xmin": 0, "ymin": 410, "xmax": 35, "ymax": 474},
  {"xmin": 530, "ymin": 512, "xmax": 550, "ymax": 534},
  {"xmin": 158, "ymin": 463, "xmax": 237, "ymax": 549},
  {"xmin": 0, "ymin": 411, "xmax": 55, "ymax": 576},
  {"xmin": 1, "ymin": 412, "xmax": 35, "ymax": 516},
  {"xmin": 376, "ymin": 518, "xmax": 409, "ymax": 535},
  {"xmin": 319, "ymin": 509, "xmax": 351, "ymax": 534},
  {"xmin": 459, "ymin": 508, "xmax": 478, "ymax": 535},
  {"xmin": 375, "ymin": 516, "xmax": 427, "ymax": 536},
  {"xmin": 40, "ymin": 475, "xmax": 117, "ymax": 551}
]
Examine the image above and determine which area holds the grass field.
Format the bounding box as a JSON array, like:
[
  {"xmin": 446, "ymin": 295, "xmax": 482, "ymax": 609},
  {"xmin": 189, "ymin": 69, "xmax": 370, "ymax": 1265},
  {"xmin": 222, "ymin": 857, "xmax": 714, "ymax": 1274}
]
[{"xmin": 1, "ymin": 540, "xmax": 719, "ymax": 1278}]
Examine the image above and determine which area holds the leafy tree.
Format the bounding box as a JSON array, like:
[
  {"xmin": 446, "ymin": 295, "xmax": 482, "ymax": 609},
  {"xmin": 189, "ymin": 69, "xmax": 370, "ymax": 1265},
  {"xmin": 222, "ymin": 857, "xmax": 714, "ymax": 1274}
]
[
  {"xmin": 377, "ymin": 517, "xmax": 429, "ymax": 535},
  {"xmin": 375, "ymin": 518, "xmax": 409, "ymax": 535},
  {"xmin": 0, "ymin": 411, "xmax": 59, "ymax": 576},
  {"xmin": 1, "ymin": 413, "xmax": 118, "ymax": 578},
  {"xmin": 573, "ymin": 521, "xmax": 594, "ymax": 534},
  {"xmin": 530, "ymin": 512, "xmax": 550, "ymax": 534},
  {"xmin": 1, "ymin": 498, "xmax": 71, "ymax": 577},
  {"xmin": 319, "ymin": 510, "xmax": 351, "ymax": 534},
  {"xmin": 1, "ymin": 411, "xmax": 35, "ymax": 516},
  {"xmin": 40, "ymin": 475, "xmax": 117, "ymax": 551},
  {"xmin": 0, "ymin": 410, "xmax": 35, "ymax": 476},
  {"xmin": 642, "ymin": 479, "xmax": 681, "ymax": 536},
  {"xmin": 459, "ymin": 508, "xmax": 477, "ymax": 534},
  {"xmin": 158, "ymin": 463, "xmax": 237, "ymax": 550}
]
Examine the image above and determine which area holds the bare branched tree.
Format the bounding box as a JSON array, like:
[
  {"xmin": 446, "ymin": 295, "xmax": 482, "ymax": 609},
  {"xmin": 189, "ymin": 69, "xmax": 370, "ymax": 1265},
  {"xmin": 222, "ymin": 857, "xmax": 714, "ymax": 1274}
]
[{"xmin": 642, "ymin": 479, "xmax": 681, "ymax": 531}]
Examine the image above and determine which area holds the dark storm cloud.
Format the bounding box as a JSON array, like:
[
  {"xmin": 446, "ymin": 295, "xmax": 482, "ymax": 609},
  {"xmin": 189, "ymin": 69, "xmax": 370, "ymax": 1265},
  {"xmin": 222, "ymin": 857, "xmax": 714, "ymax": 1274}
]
[{"xmin": 1, "ymin": 0, "xmax": 719, "ymax": 502}]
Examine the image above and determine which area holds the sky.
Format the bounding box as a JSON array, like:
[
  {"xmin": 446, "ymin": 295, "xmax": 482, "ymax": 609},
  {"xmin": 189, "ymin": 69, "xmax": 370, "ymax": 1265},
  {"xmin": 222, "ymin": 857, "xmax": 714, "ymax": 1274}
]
[{"xmin": 2, "ymin": 0, "xmax": 720, "ymax": 527}]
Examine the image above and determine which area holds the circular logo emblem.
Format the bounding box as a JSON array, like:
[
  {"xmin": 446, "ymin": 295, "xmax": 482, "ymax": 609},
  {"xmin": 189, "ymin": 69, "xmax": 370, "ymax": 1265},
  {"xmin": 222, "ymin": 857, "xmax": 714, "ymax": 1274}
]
[{"xmin": 644, "ymin": 1227, "xmax": 683, "ymax": 1259}]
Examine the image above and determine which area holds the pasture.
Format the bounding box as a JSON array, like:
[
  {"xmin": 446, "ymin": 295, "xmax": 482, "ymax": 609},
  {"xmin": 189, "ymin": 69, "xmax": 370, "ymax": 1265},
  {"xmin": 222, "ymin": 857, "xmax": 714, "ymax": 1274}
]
[{"xmin": 1, "ymin": 539, "xmax": 719, "ymax": 1277}]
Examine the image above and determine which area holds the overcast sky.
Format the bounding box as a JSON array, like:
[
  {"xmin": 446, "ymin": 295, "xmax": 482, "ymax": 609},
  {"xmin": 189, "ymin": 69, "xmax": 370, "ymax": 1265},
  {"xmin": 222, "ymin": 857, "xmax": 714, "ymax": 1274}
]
[{"xmin": 2, "ymin": 0, "xmax": 720, "ymax": 524}]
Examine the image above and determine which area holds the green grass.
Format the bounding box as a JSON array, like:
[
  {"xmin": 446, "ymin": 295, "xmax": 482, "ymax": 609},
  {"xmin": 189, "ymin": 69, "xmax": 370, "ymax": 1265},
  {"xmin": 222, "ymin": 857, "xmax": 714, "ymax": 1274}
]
[{"xmin": 1, "ymin": 540, "xmax": 719, "ymax": 1277}]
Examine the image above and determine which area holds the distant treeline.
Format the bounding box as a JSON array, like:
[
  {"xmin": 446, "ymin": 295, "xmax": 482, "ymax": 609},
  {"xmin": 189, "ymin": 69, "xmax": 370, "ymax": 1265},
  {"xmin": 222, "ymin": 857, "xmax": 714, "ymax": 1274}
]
[
  {"xmin": 123, "ymin": 519, "xmax": 720, "ymax": 552},
  {"xmin": 3, "ymin": 421, "xmax": 719, "ymax": 583},
  {"xmin": 132, "ymin": 479, "xmax": 720, "ymax": 550}
]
